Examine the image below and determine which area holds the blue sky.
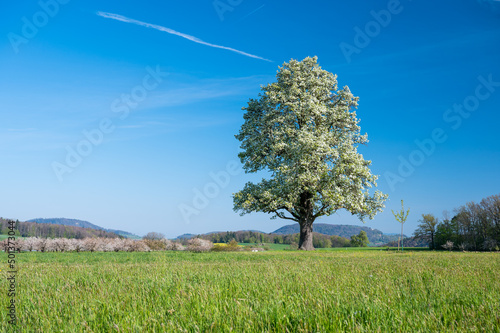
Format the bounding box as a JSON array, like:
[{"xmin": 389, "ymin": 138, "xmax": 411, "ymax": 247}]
[{"xmin": 1, "ymin": 0, "xmax": 499, "ymax": 238}]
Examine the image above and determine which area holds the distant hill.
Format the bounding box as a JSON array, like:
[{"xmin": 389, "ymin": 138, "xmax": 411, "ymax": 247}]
[
  {"xmin": 107, "ymin": 229, "xmax": 141, "ymax": 239},
  {"xmin": 27, "ymin": 218, "xmax": 102, "ymax": 229},
  {"xmin": 173, "ymin": 225, "xmax": 400, "ymax": 246},
  {"xmin": 27, "ymin": 218, "xmax": 141, "ymax": 239},
  {"xmin": 272, "ymin": 223, "xmax": 402, "ymax": 246},
  {"xmin": 0, "ymin": 218, "xmax": 120, "ymax": 239},
  {"xmin": 175, "ymin": 233, "xmax": 197, "ymax": 240}
]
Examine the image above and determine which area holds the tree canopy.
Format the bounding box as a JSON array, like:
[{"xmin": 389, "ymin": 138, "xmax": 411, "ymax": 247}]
[
  {"xmin": 414, "ymin": 214, "xmax": 439, "ymax": 250},
  {"xmin": 350, "ymin": 230, "xmax": 369, "ymax": 247},
  {"xmin": 233, "ymin": 56, "xmax": 387, "ymax": 250},
  {"xmin": 392, "ymin": 199, "xmax": 410, "ymax": 251}
]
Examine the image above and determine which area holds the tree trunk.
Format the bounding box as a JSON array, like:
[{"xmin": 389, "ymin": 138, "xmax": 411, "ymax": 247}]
[
  {"xmin": 298, "ymin": 221, "xmax": 314, "ymax": 251},
  {"xmin": 401, "ymin": 223, "xmax": 404, "ymax": 252},
  {"xmin": 297, "ymin": 191, "xmax": 315, "ymax": 250}
]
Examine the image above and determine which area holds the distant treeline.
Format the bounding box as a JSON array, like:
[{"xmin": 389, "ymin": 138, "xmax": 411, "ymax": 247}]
[
  {"xmin": 273, "ymin": 224, "xmax": 399, "ymax": 245},
  {"xmin": 383, "ymin": 236, "xmax": 429, "ymax": 248},
  {"xmin": 184, "ymin": 230, "xmax": 352, "ymax": 248},
  {"xmin": 0, "ymin": 218, "xmax": 120, "ymax": 239},
  {"xmin": 415, "ymin": 193, "xmax": 500, "ymax": 251}
]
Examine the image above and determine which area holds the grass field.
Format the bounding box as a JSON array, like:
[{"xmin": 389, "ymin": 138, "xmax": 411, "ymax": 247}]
[
  {"xmin": 0, "ymin": 234, "xmax": 24, "ymax": 241},
  {"xmin": 238, "ymin": 243, "xmax": 292, "ymax": 250},
  {"xmin": 1, "ymin": 250, "xmax": 499, "ymax": 332},
  {"xmin": 238, "ymin": 243, "xmax": 429, "ymax": 251},
  {"xmin": 240, "ymin": 243, "xmax": 429, "ymax": 252}
]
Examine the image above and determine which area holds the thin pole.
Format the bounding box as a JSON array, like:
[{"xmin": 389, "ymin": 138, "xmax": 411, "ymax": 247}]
[{"xmin": 401, "ymin": 222, "xmax": 404, "ymax": 252}]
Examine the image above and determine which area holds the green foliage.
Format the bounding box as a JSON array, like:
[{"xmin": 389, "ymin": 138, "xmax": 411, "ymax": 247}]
[
  {"xmin": 391, "ymin": 200, "xmax": 410, "ymax": 224},
  {"xmin": 212, "ymin": 240, "xmax": 241, "ymax": 252},
  {"xmin": 199, "ymin": 230, "xmax": 350, "ymax": 248},
  {"xmin": 382, "ymin": 236, "xmax": 429, "ymax": 248},
  {"xmin": 414, "ymin": 214, "xmax": 440, "ymax": 250},
  {"xmin": 392, "ymin": 199, "xmax": 410, "ymax": 250},
  {"xmin": 211, "ymin": 240, "xmax": 244, "ymax": 252},
  {"xmin": 435, "ymin": 218, "xmax": 458, "ymax": 248},
  {"xmin": 1, "ymin": 251, "xmax": 498, "ymax": 332},
  {"xmin": 416, "ymin": 193, "xmax": 500, "ymax": 251},
  {"xmin": 350, "ymin": 230, "xmax": 369, "ymax": 247},
  {"xmin": 273, "ymin": 223, "xmax": 400, "ymax": 245},
  {"xmin": 211, "ymin": 244, "xmax": 228, "ymax": 252}
]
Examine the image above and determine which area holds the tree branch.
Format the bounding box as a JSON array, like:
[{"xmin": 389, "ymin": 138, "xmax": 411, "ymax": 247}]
[
  {"xmin": 277, "ymin": 206, "xmax": 300, "ymax": 220},
  {"xmin": 273, "ymin": 209, "xmax": 299, "ymax": 222},
  {"xmin": 313, "ymin": 203, "xmax": 330, "ymax": 218}
]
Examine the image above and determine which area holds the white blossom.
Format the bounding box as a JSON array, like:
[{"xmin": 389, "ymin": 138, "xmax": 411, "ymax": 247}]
[{"xmin": 234, "ymin": 57, "xmax": 388, "ymax": 250}]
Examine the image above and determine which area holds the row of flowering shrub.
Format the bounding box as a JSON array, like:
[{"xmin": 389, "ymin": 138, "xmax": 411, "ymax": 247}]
[
  {"xmin": 0, "ymin": 237, "xmax": 193, "ymax": 252},
  {"xmin": 0, "ymin": 237, "xmax": 265, "ymax": 253}
]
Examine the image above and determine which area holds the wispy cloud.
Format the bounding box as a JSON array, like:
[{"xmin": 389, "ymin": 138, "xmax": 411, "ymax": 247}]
[
  {"xmin": 238, "ymin": 4, "xmax": 266, "ymax": 22},
  {"xmin": 96, "ymin": 11, "xmax": 272, "ymax": 62}
]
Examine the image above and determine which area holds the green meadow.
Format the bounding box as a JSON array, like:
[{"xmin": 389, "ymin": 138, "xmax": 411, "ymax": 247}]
[{"xmin": 1, "ymin": 250, "xmax": 499, "ymax": 332}]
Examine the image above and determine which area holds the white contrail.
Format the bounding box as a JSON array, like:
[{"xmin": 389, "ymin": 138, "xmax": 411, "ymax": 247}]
[{"xmin": 97, "ymin": 11, "xmax": 272, "ymax": 62}]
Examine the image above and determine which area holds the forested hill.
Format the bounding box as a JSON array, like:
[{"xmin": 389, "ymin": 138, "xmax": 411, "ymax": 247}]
[
  {"xmin": 27, "ymin": 218, "xmax": 140, "ymax": 239},
  {"xmin": 27, "ymin": 218, "xmax": 102, "ymax": 229},
  {"xmin": 0, "ymin": 218, "xmax": 120, "ymax": 239},
  {"xmin": 273, "ymin": 223, "xmax": 402, "ymax": 245}
]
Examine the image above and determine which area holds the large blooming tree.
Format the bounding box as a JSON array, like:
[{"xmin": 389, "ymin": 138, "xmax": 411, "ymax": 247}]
[{"xmin": 233, "ymin": 57, "xmax": 387, "ymax": 250}]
